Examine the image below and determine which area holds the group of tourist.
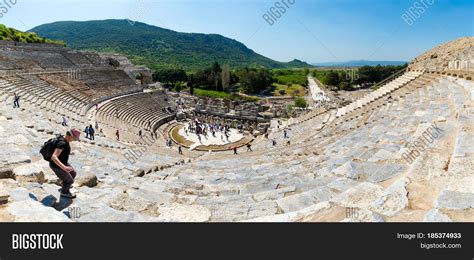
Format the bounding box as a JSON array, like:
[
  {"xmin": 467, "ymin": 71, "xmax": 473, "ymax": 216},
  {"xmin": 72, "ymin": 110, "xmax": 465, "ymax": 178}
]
[
  {"xmin": 230, "ymin": 143, "xmax": 253, "ymax": 155},
  {"xmin": 84, "ymin": 125, "xmax": 95, "ymax": 140},
  {"xmin": 265, "ymin": 127, "xmax": 291, "ymax": 147},
  {"xmin": 60, "ymin": 115, "xmax": 100, "ymax": 142},
  {"xmin": 165, "ymin": 138, "xmax": 183, "ymax": 155},
  {"xmin": 185, "ymin": 119, "xmax": 234, "ymax": 143}
]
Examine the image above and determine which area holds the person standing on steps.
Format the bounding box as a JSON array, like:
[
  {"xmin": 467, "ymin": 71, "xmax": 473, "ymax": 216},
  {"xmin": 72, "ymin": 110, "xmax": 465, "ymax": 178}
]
[
  {"xmin": 233, "ymin": 146, "xmax": 238, "ymax": 155},
  {"xmin": 116, "ymin": 130, "xmax": 120, "ymax": 141},
  {"xmin": 89, "ymin": 124, "xmax": 95, "ymax": 141},
  {"xmin": 178, "ymin": 146, "xmax": 183, "ymax": 155},
  {"xmin": 84, "ymin": 126, "xmax": 90, "ymax": 139},
  {"xmin": 13, "ymin": 93, "xmax": 20, "ymax": 108},
  {"xmin": 62, "ymin": 116, "xmax": 68, "ymax": 126},
  {"xmin": 139, "ymin": 130, "xmax": 142, "ymax": 139},
  {"xmin": 49, "ymin": 128, "xmax": 81, "ymax": 199},
  {"xmin": 246, "ymin": 143, "xmax": 252, "ymax": 152}
]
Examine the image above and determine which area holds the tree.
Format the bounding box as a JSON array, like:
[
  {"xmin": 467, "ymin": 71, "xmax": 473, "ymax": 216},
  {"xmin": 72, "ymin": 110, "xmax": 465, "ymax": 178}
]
[
  {"xmin": 153, "ymin": 68, "xmax": 187, "ymax": 87},
  {"xmin": 237, "ymin": 68, "xmax": 273, "ymax": 94},
  {"xmin": 174, "ymin": 82, "xmax": 183, "ymax": 92},
  {"xmin": 210, "ymin": 61, "xmax": 222, "ymax": 91},
  {"xmin": 221, "ymin": 63, "xmax": 231, "ymax": 92},
  {"xmin": 324, "ymin": 70, "xmax": 340, "ymax": 86},
  {"xmin": 303, "ymin": 68, "xmax": 310, "ymax": 76}
]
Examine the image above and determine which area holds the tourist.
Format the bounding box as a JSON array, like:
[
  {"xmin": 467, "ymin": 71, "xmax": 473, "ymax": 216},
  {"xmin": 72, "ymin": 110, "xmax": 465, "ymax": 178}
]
[
  {"xmin": 233, "ymin": 146, "xmax": 238, "ymax": 155},
  {"xmin": 62, "ymin": 116, "xmax": 68, "ymax": 127},
  {"xmin": 95, "ymin": 121, "xmax": 99, "ymax": 131},
  {"xmin": 287, "ymin": 140, "xmax": 291, "ymax": 146},
  {"xmin": 272, "ymin": 139, "xmax": 277, "ymax": 146},
  {"xmin": 284, "ymin": 130, "xmax": 288, "ymax": 139},
  {"xmin": 178, "ymin": 146, "xmax": 183, "ymax": 155},
  {"xmin": 48, "ymin": 128, "xmax": 81, "ymax": 198},
  {"xmin": 89, "ymin": 124, "xmax": 95, "ymax": 140},
  {"xmin": 116, "ymin": 130, "xmax": 120, "ymax": 141},
  {"xmin": 84, "ymin": 126, "xmax": 90, "ymax": 139},
  {"xmin": 13, "ymin": 93, "xmax": 20, "ymax": 108},
  {"xmin": 246, "ymin": 143, "xmax": 252, "ymax": 152},
  {"xmin": 139, "ymin": 130, "xmax": 143, "ymax": 139}
]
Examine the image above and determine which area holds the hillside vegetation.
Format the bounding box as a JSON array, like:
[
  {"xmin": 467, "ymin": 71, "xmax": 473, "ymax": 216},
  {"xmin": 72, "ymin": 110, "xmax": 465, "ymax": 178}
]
[
  {"xmin": 31, "ymin": 20, "xmax": 311, "ymax": 71},
  {"xmin": 0, "ymin": 24, "xmax": 64, "ymax": 45}
]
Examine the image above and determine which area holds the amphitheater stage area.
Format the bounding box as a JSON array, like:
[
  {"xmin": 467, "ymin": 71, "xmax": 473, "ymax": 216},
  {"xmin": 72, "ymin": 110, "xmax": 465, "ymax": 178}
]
[{"xmin": 169, "ymin": 123, "xmax": 252, "ymax": 151}]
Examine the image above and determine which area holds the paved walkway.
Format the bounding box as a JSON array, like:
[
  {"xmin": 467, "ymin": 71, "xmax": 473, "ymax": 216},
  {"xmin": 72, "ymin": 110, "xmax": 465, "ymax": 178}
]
[{"xmin": 308, "ymin": 76, "xmax": 330, "ymax": 104}]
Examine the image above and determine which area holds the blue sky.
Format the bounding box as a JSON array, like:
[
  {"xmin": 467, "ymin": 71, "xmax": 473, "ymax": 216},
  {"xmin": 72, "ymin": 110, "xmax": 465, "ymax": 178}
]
[{"xmin": 1, "ymin": 0, "xmax": 473, "ymax": 63}]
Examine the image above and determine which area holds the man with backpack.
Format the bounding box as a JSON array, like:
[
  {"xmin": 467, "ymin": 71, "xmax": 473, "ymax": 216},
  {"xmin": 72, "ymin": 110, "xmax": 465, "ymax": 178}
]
[{"xmin": 40, "ymin": 129, "xmax": 81, "ymax": 199}]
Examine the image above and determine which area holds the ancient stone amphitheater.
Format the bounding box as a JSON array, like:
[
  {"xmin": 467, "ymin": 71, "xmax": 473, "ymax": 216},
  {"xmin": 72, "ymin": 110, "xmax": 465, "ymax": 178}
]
[{"xmin": 0, "ymin": 37, "xmax": 472, "ymax": 222}]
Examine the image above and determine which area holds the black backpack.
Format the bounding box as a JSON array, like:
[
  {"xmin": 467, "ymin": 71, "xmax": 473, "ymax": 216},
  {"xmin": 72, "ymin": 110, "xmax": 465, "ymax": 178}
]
[{"xmin": 39, "ymin": 136, "xmax": 63, "ymax": 162}]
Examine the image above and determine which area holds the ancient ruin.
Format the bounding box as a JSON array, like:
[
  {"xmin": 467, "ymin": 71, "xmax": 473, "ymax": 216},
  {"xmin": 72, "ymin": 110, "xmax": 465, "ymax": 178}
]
[{"xmin": 0, "ymin": 37, "xmax": 472, "ymax": 222}]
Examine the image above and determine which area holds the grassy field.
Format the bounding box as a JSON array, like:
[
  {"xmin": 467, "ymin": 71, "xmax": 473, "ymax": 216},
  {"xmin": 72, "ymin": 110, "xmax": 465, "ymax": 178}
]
[
  {"xmin": 272, "ymin": 69, "xmax": 309, "ymax": 86},
  {"xmin": 269, "ymin": 69, "xmax": 309, "ymax": 97},
  {"xmin": 193, "ymin": 88, "xmax": 260, "ymax": 102},
  {"xmin": 271, "ymin": 83, "xmax": 306, "ymax": 97}
]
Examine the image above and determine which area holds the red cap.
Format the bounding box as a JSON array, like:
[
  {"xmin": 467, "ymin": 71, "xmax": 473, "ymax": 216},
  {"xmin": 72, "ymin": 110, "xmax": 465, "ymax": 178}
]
[{"xmin": 70, "ymin": 128, "xmax": 81, "ymax": 141}]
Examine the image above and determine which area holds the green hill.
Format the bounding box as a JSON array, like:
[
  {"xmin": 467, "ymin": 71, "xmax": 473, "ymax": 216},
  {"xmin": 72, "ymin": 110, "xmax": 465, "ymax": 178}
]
[
  {"xmin": 30, "ymin": 19, "xmax": 311, "ymax": 71},
  {"xmin": 0, "ymin": 24, "xmax": 64, "ymax": 45}
]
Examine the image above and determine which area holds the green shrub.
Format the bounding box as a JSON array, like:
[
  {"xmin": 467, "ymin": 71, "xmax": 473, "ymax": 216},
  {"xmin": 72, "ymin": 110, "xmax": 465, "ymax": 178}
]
[
  {"xmin": 0, "ymin": 24, "xmax": 65, "ymax": 45},
  {"xmin": 293, "ymin": 97, "xmax": 307, "ymax": 108}
]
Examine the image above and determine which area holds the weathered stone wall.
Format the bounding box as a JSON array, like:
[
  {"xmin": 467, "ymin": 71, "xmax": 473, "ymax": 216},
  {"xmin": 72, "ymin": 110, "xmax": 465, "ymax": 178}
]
[{"xmin": 408, "ymin": 37, "xmax": 474, "ymax": 73}]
